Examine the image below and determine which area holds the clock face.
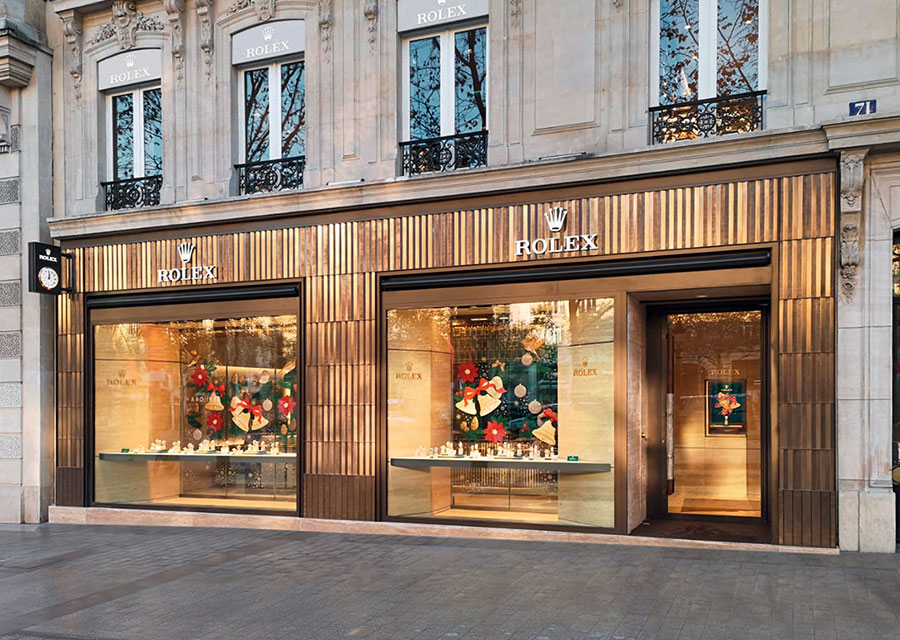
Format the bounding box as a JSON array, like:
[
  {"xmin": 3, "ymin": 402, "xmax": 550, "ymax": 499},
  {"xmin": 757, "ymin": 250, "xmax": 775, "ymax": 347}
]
[{"xmin": 38, "ymin": 267, "xmax": 58, "ymax": 291}]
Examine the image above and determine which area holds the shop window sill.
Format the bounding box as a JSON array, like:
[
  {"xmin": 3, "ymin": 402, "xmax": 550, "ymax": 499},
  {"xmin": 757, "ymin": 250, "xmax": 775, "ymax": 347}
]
[
  {"xmin": 101, "ymin": 175, "xmax": 162, "ymax": 211},
  {"xmin": 400, "ymin": 130, "xmax": 488, "ymax": 176},
  {"xmin": 235, "ymin": 156, "xmax": 306, "ymax": 195},
  {"xmin": 649, "ymin": 91, "xmax": 766, "ymax": 145}
]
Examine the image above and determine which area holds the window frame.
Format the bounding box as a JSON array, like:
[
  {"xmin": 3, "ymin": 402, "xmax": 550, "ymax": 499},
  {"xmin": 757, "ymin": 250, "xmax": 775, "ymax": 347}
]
[
  {"xmin": 401, "ymin": 22, "xmax": 489, "ymax": 142},
  {"xmin": 105, "ymin": 84, "xmax": 162, "ymax": 181},
  {"xmin": 650, "ymin": 0, "xmax": 768, "ymax": 107},
  {"xmin": 238, "ymin": 54, "xmax": 306, "ymax": 165}
]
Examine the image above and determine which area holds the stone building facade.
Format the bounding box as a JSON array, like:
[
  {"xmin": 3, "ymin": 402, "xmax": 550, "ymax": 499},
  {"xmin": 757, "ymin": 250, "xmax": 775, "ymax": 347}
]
[{"xmin": 22, "ymin": 0, "xmax": 900, "ymax": 552}]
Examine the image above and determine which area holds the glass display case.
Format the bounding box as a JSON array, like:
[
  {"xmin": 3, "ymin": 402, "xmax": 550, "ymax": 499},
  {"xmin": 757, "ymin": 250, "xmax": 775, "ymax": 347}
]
[
  {"xmin": 387, "ymin": 298, "xmax": 615, "ymax": 528},
  {"xmin": 92, "ymin": 298, "xmax": 299, "ymax": 512}
]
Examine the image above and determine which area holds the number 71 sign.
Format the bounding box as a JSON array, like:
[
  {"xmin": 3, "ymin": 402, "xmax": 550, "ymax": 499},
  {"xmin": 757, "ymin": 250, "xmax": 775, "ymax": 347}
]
[{"xmin": 849, "ymin": 100, "xmax": 877, "ymax": 116}]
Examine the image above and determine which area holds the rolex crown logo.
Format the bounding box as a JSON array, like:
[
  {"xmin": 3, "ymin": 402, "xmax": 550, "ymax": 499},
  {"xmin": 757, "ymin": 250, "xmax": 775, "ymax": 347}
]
[
  {"xmin": 582, "ymin": 360, "xmax": 588, "ymax": 368},
  {"xmin": 124, "ymin": 54, "xmax": 136, "ymax": 69},
  {"xmin": 262, "ymin": 25, "xmax": 275, "ymax": 42},
  {"xmin": 544, "ymin": 206, "xmax": 568, "ymax": 233},
  {"xmin": 437, "ymin": 0, "xmax": 448, "ymax": 5},
  {"xmin": 406, "ymin": 362, "xmax": 413, "ymax": 372},
  {"xmin": 177, "ymin": 242, "xmax": 195, "ymax": 264}
]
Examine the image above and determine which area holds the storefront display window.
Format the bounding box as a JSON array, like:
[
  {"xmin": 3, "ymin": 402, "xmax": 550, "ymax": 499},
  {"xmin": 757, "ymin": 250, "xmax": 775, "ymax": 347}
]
[
  {"xmin": 92, "ymin": 299, "xmax": 299, "ymax": 512},
  {"xmin": 387, "ymin": 298, "xmax": 615, "ymax": 528}
]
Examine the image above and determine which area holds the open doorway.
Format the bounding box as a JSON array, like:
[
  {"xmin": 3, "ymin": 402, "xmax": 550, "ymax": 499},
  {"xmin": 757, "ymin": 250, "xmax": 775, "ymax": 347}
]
[{"xmin": 645, "ymin": 303, "xmax": 769, "ymax": 542}]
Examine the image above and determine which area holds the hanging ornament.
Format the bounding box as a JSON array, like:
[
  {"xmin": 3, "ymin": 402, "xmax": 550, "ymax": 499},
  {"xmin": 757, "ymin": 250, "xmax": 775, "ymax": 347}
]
[
  {"xmin": 521, "ymin": 353, "xmax": 534, "ymax": 366},
  {"xmin": 192, "ymin": 428, "xmax": 203, "ymax": 441},
  {"xmin": 262, "ymin": 398, "xmax": 273, "ymax": 412},
  {"xmin": 281, "ymin": 425, "xmax": 288, "ymax": 435},
  {"xmin": 259, "ymin": 372, "xmax": 271, "ymax": 385},
  {"xmin": 514, "ymin": 384, "xmax": 527, "ymax": 398},
  {"xmin": 521, "ymin": 335, "xmax": 545, "ymax": 353},
  {"xmin": 204, "ymin": 393, "xmax": 224, "ymax": 412},
  {"xmin": 456, "ymin": 377, "xmax": 506, "ymax": 416},
  {"xmin": 528, "ymin": 399, "xmax": 543, "ymax": 414}
]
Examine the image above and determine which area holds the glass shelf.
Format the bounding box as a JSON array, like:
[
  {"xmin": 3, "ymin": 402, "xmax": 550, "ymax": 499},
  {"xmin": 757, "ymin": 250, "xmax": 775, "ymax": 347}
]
[
  {"xmin": 390, "ymin": 456, "xmax": 610, "ymax": 474},
  {"xmin": 99, "ymin": 452, "xmax": 297, "ymax": 464}
]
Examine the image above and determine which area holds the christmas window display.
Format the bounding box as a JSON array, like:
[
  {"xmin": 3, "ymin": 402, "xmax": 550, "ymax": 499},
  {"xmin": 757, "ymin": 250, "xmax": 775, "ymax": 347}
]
[
  {"xmin": 93, "ymin": 303, "xmax": 298, "ymax": 512},
  {"xmin": 387, "ymin": 298, "xmax": 615, "ymax": 528}
]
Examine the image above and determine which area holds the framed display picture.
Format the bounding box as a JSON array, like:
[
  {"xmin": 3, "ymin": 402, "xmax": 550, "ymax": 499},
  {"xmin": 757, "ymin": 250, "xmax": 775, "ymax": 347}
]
[{"xmin": 705, "ymin": 379, "xmax": 747, "ymax": 436}]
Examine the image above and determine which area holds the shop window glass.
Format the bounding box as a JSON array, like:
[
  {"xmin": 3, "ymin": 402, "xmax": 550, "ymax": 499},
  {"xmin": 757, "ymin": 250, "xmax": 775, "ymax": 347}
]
[
  {"xmin": 110, "ymin": 87, "xmax": 162, "ymax": 180},
  {"xmin": 387, "ymin": 298, "xmax": 615, "ymax": 529},
  {"xmin": 404, "ymin": 26, "xmax": 487, "ymax": 140},
  {"xmin": 657, "ymin": 0, "xmax": 761, "ymax": 105},
  {"xmin": 893, "ymin": 238, "xmax": 900, "ymax": 447},
  {"xmin": 93, "ymin": 302, "xmax": 299, "ymax": 512},
  {"xmin": 242, "ymin": 59, "xmax": 306, "ymax": 163}
]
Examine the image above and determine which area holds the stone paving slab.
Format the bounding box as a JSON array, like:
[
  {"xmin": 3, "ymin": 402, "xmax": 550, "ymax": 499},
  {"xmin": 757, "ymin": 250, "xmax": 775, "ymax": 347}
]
[{"xmin": 0, "ymin": 524, "xmax": 897, "ymax": 640}]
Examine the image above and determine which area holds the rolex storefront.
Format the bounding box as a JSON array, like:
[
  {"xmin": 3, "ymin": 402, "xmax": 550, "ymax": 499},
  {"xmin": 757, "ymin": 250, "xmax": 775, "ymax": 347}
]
[{"xmin": 54, "ymin": 160, "xmax": 838, "ymax": 547}]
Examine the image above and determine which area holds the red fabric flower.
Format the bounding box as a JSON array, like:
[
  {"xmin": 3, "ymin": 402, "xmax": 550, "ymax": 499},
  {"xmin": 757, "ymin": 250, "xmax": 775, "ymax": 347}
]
[
  {"xmin": 278, "ymin": 396, "xmax": 297, "ymax": 416},
  {"xmin": 457, "ymin": 361, "xmax": 478, "ymax": 383},
  {"xmin": 191, "ymin": 366, "xmax": 210, "ymax": 388},
  {"xmin": 206, "ymin": 412, "xmax": 223, "ymax": 433},
  {"xmin": 484, "ymin": 420, "xmax": 506, "ymax": 443}
]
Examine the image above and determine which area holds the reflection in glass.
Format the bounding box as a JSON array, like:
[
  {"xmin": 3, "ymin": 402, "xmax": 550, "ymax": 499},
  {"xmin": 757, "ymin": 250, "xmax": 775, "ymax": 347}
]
[
  {"xmin": 281, "ymin": 61, "xmax": 306, "ymax": 158},
  {"xmin": 409, "ymin": 36, "xmax": 441, "ymax": 140},
  {"xmin": 112, "ymin": 93, "xmax": 134, "ymax": 180},
  {"xmin": 387, "ymin": 299, "xmax": 615, "ymax": 528},
  {"xmin": 659, "ymin": 0, "xmax": 699, "ymax": 104},
  {"xmin": 717, "ymin": 0, "xmax": 759, "ymax": 95},
  {"xmin": 245, "ymin": 68, "xmax": 270, "ymax": 162},
  {"xmin": 94, "ymin": 311, "xmax": 299, "ymax": 512},
  {"xmin": 143, "ymin": 88, "xmax": 163, "ymax": 176},
  {"xmin": 454, "ymin": 27, "xmax": 487, "ymax": 134}
]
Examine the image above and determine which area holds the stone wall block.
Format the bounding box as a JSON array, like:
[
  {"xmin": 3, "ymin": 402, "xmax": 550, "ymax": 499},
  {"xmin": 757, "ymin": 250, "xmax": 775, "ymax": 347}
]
[
  {"xmin": 0, "ymin": 433, "xmax": 21, "ymax": 458},
  {"xmin": 0, "ymin": 382, "xmax": 22, "ymax": 408},
  {"xmin": 0, "ymin": 281, "xmax": 20, "ymax": 307}
]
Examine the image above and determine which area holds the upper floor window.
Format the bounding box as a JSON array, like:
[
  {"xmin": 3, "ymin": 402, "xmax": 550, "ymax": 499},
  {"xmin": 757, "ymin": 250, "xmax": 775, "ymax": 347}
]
[
  {"xmin": 233, "ymin": 20, "xmax": 307, "ymax": 195},
  {"xmin": 650, "ymin": 0, "xmax": 767, "ymax": 144},
  {"xmin": 99, "ymin": 49, "xmax": 164, "ymax": 210},
  {"xmin": 400, "ymin": 25, "xmax": 488, "ymax": 175}
]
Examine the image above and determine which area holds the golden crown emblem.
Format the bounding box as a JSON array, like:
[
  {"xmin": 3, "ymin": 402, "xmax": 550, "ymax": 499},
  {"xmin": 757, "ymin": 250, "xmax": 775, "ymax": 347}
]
[
  {"xmin": 177, "ymin": 242, "xmax": 195, "ymax": 264},
  {"xmin": 544, "ymin": 206, "xmax": 568, "ymax": 233}
]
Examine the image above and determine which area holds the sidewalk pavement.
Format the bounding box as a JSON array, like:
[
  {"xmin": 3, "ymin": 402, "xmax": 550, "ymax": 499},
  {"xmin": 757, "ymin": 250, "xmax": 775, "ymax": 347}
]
[{"xmin": 0, "ymin": 523, "xmax": 898, "ymax": 640}]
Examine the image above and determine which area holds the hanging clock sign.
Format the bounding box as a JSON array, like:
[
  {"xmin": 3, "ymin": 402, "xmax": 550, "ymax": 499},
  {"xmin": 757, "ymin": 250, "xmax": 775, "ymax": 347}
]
[{"xmin": 28, "ymin": 242, "xmax": 65, "ymax": 295}]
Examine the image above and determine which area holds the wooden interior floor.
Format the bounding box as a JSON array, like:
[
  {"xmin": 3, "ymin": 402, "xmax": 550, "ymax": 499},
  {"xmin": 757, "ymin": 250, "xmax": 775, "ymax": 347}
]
[
  {"xmin": 143, "ymin": 495, "xmax": 296, "ymax": 512},
  {"xmin": 667, "ymin": 494, "xmax": 761, "ymax": 518},
  {"xmin": 431, "ymin": 507, "xmax": 562, "ymax": 524}
]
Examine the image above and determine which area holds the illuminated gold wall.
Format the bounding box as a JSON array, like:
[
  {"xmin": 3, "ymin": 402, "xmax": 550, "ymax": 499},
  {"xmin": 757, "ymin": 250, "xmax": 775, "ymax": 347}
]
[{"xmin": 56, "ymin": 165, "xmax": 836, "ymax": 546}]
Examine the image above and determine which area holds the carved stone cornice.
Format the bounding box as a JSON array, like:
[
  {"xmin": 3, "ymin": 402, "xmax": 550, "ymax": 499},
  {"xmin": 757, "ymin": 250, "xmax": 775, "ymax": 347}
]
[
  {"xmin": 364, "ymin": 0, "xmax": 377, "ymax": 49},
  {"xmin": 164, "ymin": 0, "xmax": 185, "ymax": 81},
  {"xmin": 90, "ymin": 0, "xmax": 164, "ymax": 50},
  {"xmin": 195, "ymin": 0, "xmax": 214, "ymax": 79},
  {"xmin": 839, "ymin": 149, "xmax": 868, "ymax": 303},
  {"xmin": 840, "ymin": 150, "xmax": 867, "ymax": 214},
  {"xmin": 226, "ymin": 0, "xmax": 275, "ymax": 22},
  {"xmin": 59, "ymin": 10, "xmax": 84, "ymax": 102},
  {"xmin": 319, "ymin": 0, "xmax": 333, "ymax": 63}
]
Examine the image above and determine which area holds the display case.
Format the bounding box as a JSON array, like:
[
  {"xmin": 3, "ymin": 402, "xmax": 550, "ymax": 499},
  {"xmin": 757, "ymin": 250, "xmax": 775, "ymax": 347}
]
[
  {"xmin": 92, "ymin": 298, "xmax": 299, "ymax": 512},
  {"xmin": 386, "ymin": 298, "xmax": 615, "ymax": 528}
]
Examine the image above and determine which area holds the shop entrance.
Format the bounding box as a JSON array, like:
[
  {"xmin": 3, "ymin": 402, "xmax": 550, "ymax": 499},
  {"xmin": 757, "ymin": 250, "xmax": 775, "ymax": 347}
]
[{"xmin": 646, "ymin": 304, "xmax": 768, "ymax": 539}]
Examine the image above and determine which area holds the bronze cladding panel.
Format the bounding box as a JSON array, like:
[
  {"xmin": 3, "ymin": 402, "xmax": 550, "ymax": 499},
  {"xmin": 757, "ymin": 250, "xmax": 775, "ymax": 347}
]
[{"xmin": 56, "ymin": 169, "xmax": 837, "ymax": 546}]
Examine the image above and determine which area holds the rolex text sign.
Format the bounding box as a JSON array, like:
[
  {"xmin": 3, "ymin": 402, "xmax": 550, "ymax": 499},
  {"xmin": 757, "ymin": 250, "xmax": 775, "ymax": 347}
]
[
  {"xmin": 158, "ymin": 242, "xmax": 217, "ymax": 284},
  {"xmin": 98, "ymin": 49, "xmax": 162, "ymax": 92},
  {"xmin": 514, "ymin": 207, "xmax": 599, "ymax": 257},
  {"xmin": 232, "ymin": 20, "xmax": 305, "ymax": 66},
  {"xmin": 397, "ymin": 0, "xmax": 489, "ymax": 32}
]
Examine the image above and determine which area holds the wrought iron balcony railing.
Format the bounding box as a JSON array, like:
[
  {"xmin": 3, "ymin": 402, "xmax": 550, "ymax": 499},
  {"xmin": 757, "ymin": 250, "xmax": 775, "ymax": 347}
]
[
  {"xmin": 649, "ymin": 91, "xmax": 766, "ymax": 145},
  {"xmin": 400, "ymin": 130, "xmax": 487, "ymax": 176},
  {"xmin": 236, "ymin": 156, "xmax": 305, "ymax": 195},
  {"xmin": 102, "ymin": 175, "xmax": 162, "ymax": 211}
]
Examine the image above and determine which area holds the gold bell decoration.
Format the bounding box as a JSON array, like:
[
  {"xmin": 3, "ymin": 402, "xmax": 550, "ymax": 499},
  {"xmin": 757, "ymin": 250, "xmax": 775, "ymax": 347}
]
[
  {"xmin": 533, "ymin": 422, "xmax": 557, "ymax": 446},
  {"xmin": 204, "ymin": 393, "xmax": 224, "ymax": 412}
]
